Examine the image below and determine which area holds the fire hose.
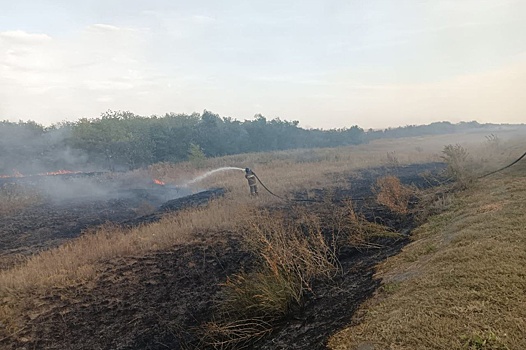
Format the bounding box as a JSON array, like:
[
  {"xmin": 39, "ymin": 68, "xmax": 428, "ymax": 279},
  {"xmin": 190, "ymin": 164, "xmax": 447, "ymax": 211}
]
[
  {"xmin": 252, "ymin": 149, "xmax": 526, "ymax": 202},
  {"xmin": 252, "ymin": 172, "xmax": 321, "ymax": 202},
  {"xmin": 478, "ymin": 150, "xmax": 526, "ymax": 179}
]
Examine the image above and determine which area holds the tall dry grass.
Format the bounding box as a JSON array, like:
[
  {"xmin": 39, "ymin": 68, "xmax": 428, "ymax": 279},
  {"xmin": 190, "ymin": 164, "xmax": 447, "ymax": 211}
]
[
  {"xmin": 202, "ymin": 209, "xmax": 339, "ymax": 348},
  {"xmin": 141, "ymin": 136, "xmax": 449, "ymax": 201},
  {"xmin": 202, "ymin": 198, "xmax": 405, "ymax": 348}
]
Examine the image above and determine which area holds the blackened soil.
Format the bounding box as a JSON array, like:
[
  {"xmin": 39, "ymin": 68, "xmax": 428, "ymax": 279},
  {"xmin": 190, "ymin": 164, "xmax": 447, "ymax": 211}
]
[
  {"xmin": 0, "ymin": 163, "xmax": 446, "ymax": 350},
  {"xmin": 253, "ymin": 163, "xmax": 446, "ymax": 349},
  {"xmin": 0, "ymin": 188, "xmax": 225, "ymax": 265},
  {"xmin": 255, "ymin": 241, "xmax": 406, "ymax": 350},
  {"xmin": 12, "ymin": 234, "xmax": 253, "ymax": 350},
  {"xmin": 340, "ymin": 162, "xmax": 445, "ymax": 230},
  {"xmin": 0, "ymin": 199, "xmax": 137, "ymax": 257},
  {"xmin": 123, "ymin": 188, "xmax": 226, "ymax": 227}
]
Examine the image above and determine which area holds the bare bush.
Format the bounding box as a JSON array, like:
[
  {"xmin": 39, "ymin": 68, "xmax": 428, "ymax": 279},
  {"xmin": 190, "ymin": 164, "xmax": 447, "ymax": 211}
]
[
  {"xmin": 386, "ymin": 151, "xmax": 400, "ymax": 167},
  {"xmin": 441, "ymin": 144, "xmax": 475, "ymax": 189}
]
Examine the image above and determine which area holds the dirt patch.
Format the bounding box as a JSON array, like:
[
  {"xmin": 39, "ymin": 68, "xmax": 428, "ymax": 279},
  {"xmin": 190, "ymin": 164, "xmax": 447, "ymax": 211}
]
[{"xmin": 0, "ymin": 162, "xmax": 446, "ymax": 350}]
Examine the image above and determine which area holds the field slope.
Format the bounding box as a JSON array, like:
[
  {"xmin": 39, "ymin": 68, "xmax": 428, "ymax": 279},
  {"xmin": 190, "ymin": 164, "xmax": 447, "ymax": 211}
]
[{"xmin": 329, "ymin": 164, "xmax": 526, "ymax": 349}]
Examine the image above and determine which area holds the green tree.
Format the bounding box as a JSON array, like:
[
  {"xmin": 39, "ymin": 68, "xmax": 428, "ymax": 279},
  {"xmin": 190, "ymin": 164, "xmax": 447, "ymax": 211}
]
[{"xmin": 187, "ymin": 143, "xmax": 207, "ymax": 168}]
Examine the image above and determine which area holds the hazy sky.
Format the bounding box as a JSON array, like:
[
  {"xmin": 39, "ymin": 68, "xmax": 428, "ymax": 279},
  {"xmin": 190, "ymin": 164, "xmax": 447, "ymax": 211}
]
[{"xmin": 1, "ymin": 0, "xmax": 525, "ymax": 129}]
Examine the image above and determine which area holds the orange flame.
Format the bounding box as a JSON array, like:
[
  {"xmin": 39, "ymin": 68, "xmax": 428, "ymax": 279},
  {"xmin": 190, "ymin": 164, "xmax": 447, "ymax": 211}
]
[
  {"xmin": 0, "ymin": 169, "xmax": 82, "ymax": 178},
  {"xmin": 153, "ymin": 179, "xmax": 165, "ymax": 186},
  {"xmin": 38, "ymin": 170, "xmax": 82, "ymax": 176},
  {"xmin": 0, "ymin": 169, "xmax": 24, "ymax": 178}
]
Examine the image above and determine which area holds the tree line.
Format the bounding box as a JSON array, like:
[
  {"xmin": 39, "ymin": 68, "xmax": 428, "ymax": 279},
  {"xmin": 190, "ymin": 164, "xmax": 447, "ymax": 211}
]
[{"xmin": 0, "ymin": 111, "xmax": 520, "ymax": 174}]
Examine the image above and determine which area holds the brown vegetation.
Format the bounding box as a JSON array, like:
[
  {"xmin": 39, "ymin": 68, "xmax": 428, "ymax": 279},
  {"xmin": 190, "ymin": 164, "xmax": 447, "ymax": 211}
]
[
  {"xmin": 1, "ymin": 131, "xmax": 524, "ymax": 349},
  {"xmin": 329, "ymin": 138, "xmax": 526, "ymax": 350},
  {"xmin": 202, "ymin": 208, "xmax": 339, "ymax": 348},
  {"xmin": 374, "ymin": 176, "xmax": 414, "ymax": 214}
]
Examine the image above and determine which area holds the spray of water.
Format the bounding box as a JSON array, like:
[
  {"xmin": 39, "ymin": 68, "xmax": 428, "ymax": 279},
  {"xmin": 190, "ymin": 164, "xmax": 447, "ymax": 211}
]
[{"xmin": 183, "ymin": 167, "xmax": 245, "ymax": 186}]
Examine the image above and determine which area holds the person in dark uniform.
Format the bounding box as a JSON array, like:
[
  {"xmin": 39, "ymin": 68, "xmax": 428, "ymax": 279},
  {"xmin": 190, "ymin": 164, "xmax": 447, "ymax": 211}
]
[{"xmin": 245, "ymin": 168, "xmax": 258, "ymax": 196}]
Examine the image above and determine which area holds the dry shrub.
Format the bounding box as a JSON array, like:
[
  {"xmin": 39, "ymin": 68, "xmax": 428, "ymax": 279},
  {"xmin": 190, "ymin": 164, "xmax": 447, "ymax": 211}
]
[
  {"xmin": 204, "ymin": 210, "xmax": 338, "ymax": 348},
  {"xmin": 386, "ymin": 151, "xmax": 400, "ymax": 167},
  {"xmin": 0, "ymin": 183, "xmax": 42, "ymax": 216},
  {"xmin": 484, "ymin": 133, "xmax": 501, "ymax": 149},
  {"xmin": 322, "ymin": 199, "xmax": 400, "ymax": 251},
  {"xmin": 374, "ymin": 176, "xmax": 413, "ymax": 214},
  {"xmin": 441, "ymin": 144, "xmax": 476, "ymax": 189}
]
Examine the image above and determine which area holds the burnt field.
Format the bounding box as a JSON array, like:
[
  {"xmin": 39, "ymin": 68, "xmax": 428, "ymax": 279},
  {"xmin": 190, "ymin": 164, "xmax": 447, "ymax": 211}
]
[
  {"xmin": 0, "ymin": 173, "xmax": 203, "ymax": 263},
  {"xmin": 1, "ymin": 162, "xmax": 445, "ymax": 350}
]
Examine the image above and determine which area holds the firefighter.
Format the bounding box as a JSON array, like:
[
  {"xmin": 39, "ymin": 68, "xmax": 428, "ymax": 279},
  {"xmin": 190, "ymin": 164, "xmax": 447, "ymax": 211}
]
[{"xmin": 245, "ymin": 168, "xmax": 258, "ymax": 196}]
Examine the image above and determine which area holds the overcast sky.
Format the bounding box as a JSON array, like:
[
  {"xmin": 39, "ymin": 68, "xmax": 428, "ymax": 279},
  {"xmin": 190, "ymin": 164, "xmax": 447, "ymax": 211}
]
[{"xmin": 1, "ymin": 0, "xmax": 525, "ymax": 129}]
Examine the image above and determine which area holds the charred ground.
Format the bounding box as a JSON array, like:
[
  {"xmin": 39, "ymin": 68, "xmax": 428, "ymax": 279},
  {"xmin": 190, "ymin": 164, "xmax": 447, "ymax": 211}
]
[{"xmin": 0, "ymin": 162, "xmax": 445, "ymax": 350}]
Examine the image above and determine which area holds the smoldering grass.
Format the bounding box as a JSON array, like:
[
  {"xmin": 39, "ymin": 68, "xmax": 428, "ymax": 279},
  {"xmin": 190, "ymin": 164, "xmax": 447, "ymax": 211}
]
[{"xmin": 0, "ymin": 183, "xmax": 42, "ymax": 217}]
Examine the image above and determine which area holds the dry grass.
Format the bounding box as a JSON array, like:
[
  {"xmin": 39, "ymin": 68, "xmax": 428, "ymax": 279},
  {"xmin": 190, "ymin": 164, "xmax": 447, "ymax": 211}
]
[
  {"xmin": 1, "ymin": 130, "xmax": 523, "ymax": 344},
  {"xmin": 0, "ymin": 183, "xmax": 42, "ymax": 217},
  {"xmin": 319, "ymin": 199, "xmax": 402, "ymax": 251},
  {"xmin": 202, "ymin": 318, "xmax": 274, "ymax": 350},
  {"xmin": 374, "ymin": 176, "xmax": 414, "ymax": 215},
  {"xmin": 202, "ymin": 209, "xmax": 339, "ymax": 348},
  {"xmin": 328, "ymin": 149, "xmax": 526, "ymax": 349},
  {"xmin": 141, "ymin": 136, "xmax": 448, "ymax": 202},
  {"xmin": 204, "ymin": 198, "xmax": 406, "ymax": 348},
  {"xmin": 0, "ymin": 200, "xmax": 249, "ymax": 295},
  {"xmin": 0, "ymin": 199, "xmax": 251, "ymax": 335}
]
